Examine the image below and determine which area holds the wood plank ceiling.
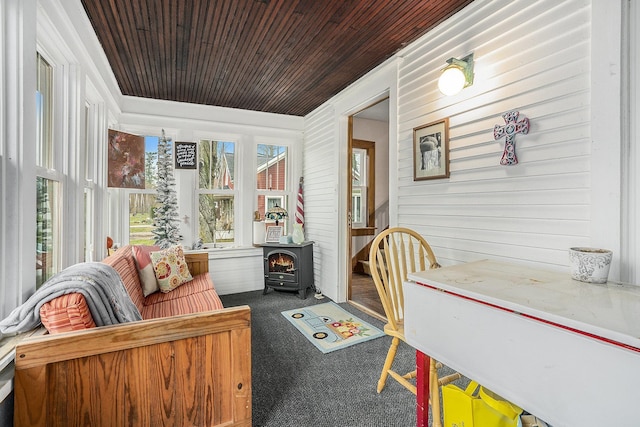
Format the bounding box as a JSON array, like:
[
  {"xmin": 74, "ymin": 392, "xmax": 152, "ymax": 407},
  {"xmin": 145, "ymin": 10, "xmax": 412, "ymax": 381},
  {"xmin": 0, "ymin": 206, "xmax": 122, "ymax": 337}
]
[{"xmin": 81, "ymin": 0, "xmax": 474, "ymax": 117}]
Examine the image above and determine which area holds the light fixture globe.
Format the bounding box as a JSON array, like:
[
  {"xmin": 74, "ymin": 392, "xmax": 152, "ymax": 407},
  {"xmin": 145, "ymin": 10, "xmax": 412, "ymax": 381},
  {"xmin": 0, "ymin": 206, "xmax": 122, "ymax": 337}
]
[
  {"xmin": 437, "ymin": 53, "xmax": 475, "ymax": 96},
  {"xmin": 438, "ymin": 66, "xmax": 467, "ymax": 96}
]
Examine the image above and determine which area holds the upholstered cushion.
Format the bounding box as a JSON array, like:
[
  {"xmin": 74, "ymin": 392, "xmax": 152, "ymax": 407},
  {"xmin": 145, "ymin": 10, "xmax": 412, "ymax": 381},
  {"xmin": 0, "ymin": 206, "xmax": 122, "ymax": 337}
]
[
  {"xmin": 102, "ymin": 245, "xmax": 145, "ymax": 313},
  {"xmin": 132, "ymin": 245, "xmax": 161, "ymax": 296},
  {"xmin": 141, "ymin": 273, "xmax": 223, "ymax": 319},
  {"xmin": 39, "ymin": 293, "xmax": 97, "ymax": 334},
  {"xmin": 150, "ymin": 245, "xmax": 193, "ymax": 293}
]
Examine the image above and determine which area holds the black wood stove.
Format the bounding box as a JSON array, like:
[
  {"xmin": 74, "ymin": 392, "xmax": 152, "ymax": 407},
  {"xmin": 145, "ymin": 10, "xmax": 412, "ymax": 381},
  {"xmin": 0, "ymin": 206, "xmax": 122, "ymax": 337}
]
[{"xmin": 261, "ymin": 241, "xmax": 314, "ymax": 299}]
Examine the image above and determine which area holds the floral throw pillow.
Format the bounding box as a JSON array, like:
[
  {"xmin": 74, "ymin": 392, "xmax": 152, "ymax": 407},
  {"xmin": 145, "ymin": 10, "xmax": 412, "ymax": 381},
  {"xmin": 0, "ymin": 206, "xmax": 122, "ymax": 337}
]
[{"xmin": 150, "ymin": 245, "xmax": 193, "ymax": 293}]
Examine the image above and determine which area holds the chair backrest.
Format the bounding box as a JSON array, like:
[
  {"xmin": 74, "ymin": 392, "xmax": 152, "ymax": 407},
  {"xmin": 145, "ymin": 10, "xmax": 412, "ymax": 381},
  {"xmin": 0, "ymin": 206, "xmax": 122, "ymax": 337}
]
[{"xmin": 369, "ymin": 227, "xmax": 440, "ymax": 331}]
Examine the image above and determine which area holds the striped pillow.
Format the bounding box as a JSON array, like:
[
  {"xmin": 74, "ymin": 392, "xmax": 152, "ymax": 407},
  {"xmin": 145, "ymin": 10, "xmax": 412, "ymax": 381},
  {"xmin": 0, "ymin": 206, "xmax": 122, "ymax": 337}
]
[{"xmin": 39, "ymin": 293, "xmax": 96, "ymax": 334}]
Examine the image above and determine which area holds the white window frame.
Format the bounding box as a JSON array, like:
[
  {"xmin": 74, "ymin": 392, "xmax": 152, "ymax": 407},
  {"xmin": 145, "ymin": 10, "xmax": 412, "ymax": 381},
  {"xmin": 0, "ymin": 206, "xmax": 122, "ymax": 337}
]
[
  {"xmin": 256, "ymin": 141, "xmax": 292, "ymax": 234},
  {"xmin": 83, "ymin": 102, "xmax": 96, "ymax": 261},
  {"xmin": 104, "ymin": 129, "xmax": 300, "ymax": 250},
  {"xmin": 351, "ymin": 147, "xmax": 367, "ymax": 228},
  {"xmin": 35, "ymin": 49, "xmax": 64, "ymax": 285},
  {"xmin": 197, "ymin": 138, "xmax": 238, "ymax": 247}
]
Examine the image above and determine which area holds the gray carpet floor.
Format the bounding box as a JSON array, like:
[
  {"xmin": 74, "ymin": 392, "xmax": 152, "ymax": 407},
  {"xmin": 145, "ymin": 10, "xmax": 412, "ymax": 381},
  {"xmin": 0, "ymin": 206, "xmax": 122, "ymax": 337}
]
[{"xmin": 220, "ymin": 289, "xmax": 450, "ymax": 427}]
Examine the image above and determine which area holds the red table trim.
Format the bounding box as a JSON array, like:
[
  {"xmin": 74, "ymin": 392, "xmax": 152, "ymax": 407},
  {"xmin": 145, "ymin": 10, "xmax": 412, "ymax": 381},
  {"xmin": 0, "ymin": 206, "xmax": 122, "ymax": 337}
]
[{"xmin": 416, "ymin": 350, "xmax": 431, "ymax": 426}]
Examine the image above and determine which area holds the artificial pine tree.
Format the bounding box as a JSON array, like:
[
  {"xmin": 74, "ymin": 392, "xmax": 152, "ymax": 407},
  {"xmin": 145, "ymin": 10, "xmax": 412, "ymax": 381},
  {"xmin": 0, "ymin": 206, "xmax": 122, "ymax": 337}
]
[{"xmin": 152, "ymin": 129, "xmax": 183, "ymax": 248}]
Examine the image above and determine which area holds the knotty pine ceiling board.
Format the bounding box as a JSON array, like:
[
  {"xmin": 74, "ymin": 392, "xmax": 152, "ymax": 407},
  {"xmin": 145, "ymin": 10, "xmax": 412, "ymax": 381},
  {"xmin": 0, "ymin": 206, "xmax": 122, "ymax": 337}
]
[{"xmin": 81, "ymin": 0, "xmax": 474, "ymax": 116}]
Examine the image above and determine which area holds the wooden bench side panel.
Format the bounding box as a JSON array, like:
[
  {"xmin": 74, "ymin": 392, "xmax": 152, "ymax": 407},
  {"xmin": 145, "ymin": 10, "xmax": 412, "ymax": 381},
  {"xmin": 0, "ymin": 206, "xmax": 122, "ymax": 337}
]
[
  {"xmin": 185, "ymin": 252, "xmax": 209, "ymax": 276},
  {"xmin": 14, "ymin": 307, "xmax": 251, "ymax": 427}
]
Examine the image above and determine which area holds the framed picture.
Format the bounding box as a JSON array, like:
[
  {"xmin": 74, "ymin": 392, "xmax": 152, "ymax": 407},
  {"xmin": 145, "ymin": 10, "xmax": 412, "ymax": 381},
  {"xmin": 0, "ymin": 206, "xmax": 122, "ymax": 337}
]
[
  {"xmin": 413, "ymin": 118, "xmax": 450, "ymax": 181},
  {"xmin": 265, "ymin": 226, "xmax": 283, "ymax": 243},
  {"xmin": 108, "ymin": 129, "xmax": 145, "ymax": 188}
]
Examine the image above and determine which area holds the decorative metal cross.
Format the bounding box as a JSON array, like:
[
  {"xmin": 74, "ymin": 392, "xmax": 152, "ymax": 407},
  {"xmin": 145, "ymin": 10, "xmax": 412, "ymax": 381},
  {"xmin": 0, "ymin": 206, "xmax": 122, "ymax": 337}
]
[{"xmin": 493, "ymin": 110, "xmax": 530, "ymax": 165}]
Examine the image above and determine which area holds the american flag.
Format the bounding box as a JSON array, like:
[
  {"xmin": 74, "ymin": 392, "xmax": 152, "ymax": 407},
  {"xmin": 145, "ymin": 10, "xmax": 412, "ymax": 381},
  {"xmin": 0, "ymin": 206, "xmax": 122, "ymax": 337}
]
[{"xmin": 295, "ymin": 177, "xmax": 304, "ymax": 226}]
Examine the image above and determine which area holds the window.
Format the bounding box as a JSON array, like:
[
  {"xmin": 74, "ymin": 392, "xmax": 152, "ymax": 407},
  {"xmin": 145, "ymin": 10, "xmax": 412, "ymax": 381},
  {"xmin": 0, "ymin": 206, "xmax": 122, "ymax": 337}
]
[
  {"xmin": 198, "ymin": 140, "xmax": 235, "ymax": 245},
  {"xmin": 352, "ymin": 148, "xmax": 367, "ymax": 228},
  {"xmin": 36, "ymin": 177, "xmax": 60, "ymax": 287},
  {"xmin": 257, "ymin": 144, "xmax": 288, "ymax": 230},
  {"xmin": 128, "ymin": 136, "xmax": 159, "ymax": 245},
  {"xmin": 83, "ymin": 104, "xmax": 95, "ymax": 261},
  {"xmin": 36, "ymin": 53, "xmax": 53, "ymax": 169},
  {"xmin": 351, "ymin": 140, "xmax": 375, "ymax": 233},
  {"xmin": 84, "ymin": 188, "xmax": 93, "ymax": 260},
  {"xmin": 36, "ymin": 53, "xmax": 61, "ymax": 287}
]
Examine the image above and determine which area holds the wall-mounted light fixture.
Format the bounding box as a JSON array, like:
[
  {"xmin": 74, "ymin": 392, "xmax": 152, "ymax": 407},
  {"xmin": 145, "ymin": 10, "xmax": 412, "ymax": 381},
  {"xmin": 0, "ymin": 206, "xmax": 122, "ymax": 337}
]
[{"xmin": 438, "ymin": 53, "xmax": 474, "ymax": 96}]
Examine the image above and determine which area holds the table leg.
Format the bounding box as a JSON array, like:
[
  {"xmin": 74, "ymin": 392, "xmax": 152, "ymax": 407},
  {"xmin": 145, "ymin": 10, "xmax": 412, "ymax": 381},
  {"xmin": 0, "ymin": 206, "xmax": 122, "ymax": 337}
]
[{"xmin": 416, "ymin": 350, "xmax": 431, "ymax": 427}]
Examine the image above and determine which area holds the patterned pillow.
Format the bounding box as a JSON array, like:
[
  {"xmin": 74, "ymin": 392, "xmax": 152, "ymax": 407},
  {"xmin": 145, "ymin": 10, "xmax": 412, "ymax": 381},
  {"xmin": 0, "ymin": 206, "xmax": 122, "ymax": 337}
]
[{"xmin": 150, "ymin": 245, "xmax": 193, "ymax": 293}]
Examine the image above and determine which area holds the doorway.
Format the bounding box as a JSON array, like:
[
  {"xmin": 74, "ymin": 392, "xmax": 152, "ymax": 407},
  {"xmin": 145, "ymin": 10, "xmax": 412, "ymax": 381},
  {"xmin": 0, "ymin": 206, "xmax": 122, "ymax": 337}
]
[{"xmin": 347, "ymin": 98, "xmax": 390, "ymax": 320}]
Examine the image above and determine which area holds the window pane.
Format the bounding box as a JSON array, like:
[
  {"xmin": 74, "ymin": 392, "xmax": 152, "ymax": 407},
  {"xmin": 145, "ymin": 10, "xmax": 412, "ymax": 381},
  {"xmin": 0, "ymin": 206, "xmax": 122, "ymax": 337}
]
[
  {"xmin": 145, "ymin": 136, "xmax": 159, "ymax": 189},
  {"xmin": 257, "ymin": 144, "xmax": 287, "ymax": 190},
  {"xmin": 84, "ymin": 105, "xmax": 93, "ymax": 181},
  {"xmin": 199, "ymin": 194, "xmax": 234, "ymax": 244},
  {"xmin": 36, "ymin": 177, "xmax": 59, "ymax": 288},
  {"xmin": 352, "ymin": 188, "xmax": 363, "ymax": 225},
  {"xmin": 199, "ymin": 140, "xmax": 235, "ymax": 190},
  {"xmin": 352, "ymin": 148, "xmax": 366, "ymax": 186},
  {"xmin": 36, "ymin": 53, "xmax": 53, "ymax": 169},
  {"xmin": 129, "ymin": 193, "xmax": 157, "ymax": 245},
  {"xmin": 84, "ymin": 188, "xmax": 93, "ymax": 261}
]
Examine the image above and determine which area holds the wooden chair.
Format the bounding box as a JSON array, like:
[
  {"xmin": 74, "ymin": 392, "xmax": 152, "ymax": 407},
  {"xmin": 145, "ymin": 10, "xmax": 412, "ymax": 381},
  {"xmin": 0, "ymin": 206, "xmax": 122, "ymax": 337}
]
[{"xmin": 369, "ymin": 227, "xmax": 461, "ymax": 427}]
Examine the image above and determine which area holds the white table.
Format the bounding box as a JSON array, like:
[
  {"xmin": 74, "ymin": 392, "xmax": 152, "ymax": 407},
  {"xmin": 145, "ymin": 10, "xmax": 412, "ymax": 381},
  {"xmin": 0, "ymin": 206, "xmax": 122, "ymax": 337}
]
[{"xmin": 404, "ymin": 260, "xmax": 640, "ymax": 427}]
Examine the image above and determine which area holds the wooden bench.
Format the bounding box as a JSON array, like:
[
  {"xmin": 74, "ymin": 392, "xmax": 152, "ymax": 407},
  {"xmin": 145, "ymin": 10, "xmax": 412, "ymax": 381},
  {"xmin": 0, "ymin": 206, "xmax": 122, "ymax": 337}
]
[{"xmin": 14, "ymin": 305, "xmax": 252, "ymax": 426}]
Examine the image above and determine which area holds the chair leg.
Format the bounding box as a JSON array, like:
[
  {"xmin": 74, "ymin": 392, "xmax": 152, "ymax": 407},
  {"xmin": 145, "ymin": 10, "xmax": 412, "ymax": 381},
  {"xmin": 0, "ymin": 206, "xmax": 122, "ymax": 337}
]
[
  {"xmin": 377, "ymin": 336, "xmax": 400, "ymax": 393},
  {"xmin": 402, "ymin": 370, "xmax": 417, "ymax": 380}
]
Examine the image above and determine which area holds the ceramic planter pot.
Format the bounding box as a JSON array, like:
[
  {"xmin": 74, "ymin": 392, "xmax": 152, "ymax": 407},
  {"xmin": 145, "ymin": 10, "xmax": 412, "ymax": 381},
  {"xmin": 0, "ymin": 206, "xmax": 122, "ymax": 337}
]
[
  {"xmin": 292, "ymin": 223, "xmax": 305, "ymax": 244},
  {"xmin": 568, "ymin": 247, "xmax": 612, "ymax": 284}
]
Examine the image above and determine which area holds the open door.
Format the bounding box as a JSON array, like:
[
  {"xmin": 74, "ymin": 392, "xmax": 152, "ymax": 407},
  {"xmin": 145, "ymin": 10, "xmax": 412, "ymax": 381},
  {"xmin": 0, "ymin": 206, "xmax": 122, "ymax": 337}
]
[{"xmin": 347, "ymin": 99, "xmax": 389, "ymax": 320}]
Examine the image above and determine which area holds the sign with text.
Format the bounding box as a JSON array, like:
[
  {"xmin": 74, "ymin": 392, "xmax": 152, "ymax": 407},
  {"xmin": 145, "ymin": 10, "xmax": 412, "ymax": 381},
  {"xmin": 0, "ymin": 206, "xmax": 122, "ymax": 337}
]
[{"xmin": 175, "ymin": 142, "xmax": 197, "ymax": 169}]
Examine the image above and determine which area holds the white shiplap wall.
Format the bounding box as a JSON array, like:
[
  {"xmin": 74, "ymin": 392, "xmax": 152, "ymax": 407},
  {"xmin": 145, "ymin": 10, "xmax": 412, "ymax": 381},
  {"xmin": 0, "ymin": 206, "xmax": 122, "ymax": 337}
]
[
  {"xmin": 302, "ymin": 58, "xmax": 399, "ymax": 302},
  {"xmin": 206, "ymin": 248, "xmax": 264, "ymax": 295},
  {"xmin": 302, "ymin": 104, "xmax": 339, "ymax": 299},
  {"xmin": 396, "ymin": 0, "xmax": 593, "ymax": 271},
  {"xmin": 302, "ymin": 0, "xmax": 628, "ymax": 300}
]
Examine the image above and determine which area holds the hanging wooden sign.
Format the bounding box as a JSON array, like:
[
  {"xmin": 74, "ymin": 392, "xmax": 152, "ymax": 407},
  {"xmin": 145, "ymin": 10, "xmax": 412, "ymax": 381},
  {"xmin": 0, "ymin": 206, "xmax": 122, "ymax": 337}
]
[{"xmin": 175, "ymin": 142, "xmax": 197, "ymax": 169}]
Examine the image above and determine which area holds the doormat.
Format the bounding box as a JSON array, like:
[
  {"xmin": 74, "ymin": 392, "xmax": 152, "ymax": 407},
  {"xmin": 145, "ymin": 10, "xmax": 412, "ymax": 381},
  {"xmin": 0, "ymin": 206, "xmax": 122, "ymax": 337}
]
[{"xmin": 281, "ymin": 302, "xmax": 384, "ymax": 353}]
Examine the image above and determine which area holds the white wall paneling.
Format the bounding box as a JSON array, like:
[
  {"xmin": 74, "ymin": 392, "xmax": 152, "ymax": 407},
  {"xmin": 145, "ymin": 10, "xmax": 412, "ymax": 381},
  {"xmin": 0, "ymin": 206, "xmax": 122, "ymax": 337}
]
[
  {"xmin": 621, "ymin": 0, "xmax": 639, "ymax": 286},
  {"xmin": 590, "ymin": 0, "xmax": 622, "ymax": 280},
  {"xmin": 1, "ymin": 0, "xmax": 38, "ymax": 319},
  {"xmin": 205, "ymin": 248, "xmax": 264, "ymax": 295},
  {"xmin": 396, "ymin": 0, "xmax": 600, "ymax": 273},
  {"xmin": 302, "ymin": 105, "xmax": 338, "ymax": 299},
  {"xmin": 2, "ymin": 0, "xmax": 635, "ymax": 319},
  {"xmin": 303, "ymin": 0, "xmax": 632, "ymax": 300},
  {"xmin": 303, "ymin": 59, "xmax": 399, "ymax": 302}
]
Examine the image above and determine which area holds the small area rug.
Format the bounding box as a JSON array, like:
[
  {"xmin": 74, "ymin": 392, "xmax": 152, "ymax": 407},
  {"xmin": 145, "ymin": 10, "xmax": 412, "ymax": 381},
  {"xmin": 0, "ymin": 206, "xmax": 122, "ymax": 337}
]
[{"xmin": 281, "ymin": 301, "xmax": 384, "ymax": 353}]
